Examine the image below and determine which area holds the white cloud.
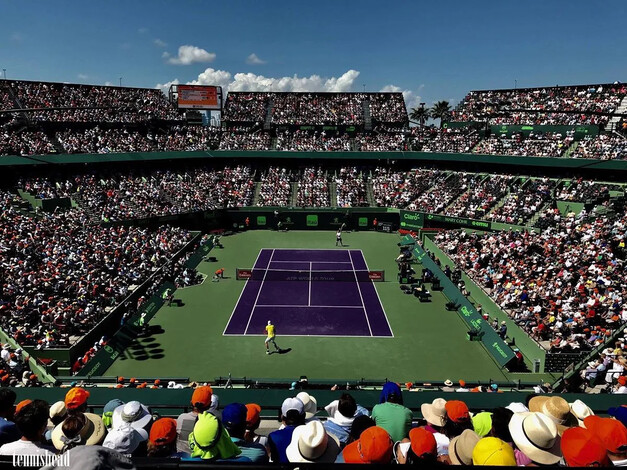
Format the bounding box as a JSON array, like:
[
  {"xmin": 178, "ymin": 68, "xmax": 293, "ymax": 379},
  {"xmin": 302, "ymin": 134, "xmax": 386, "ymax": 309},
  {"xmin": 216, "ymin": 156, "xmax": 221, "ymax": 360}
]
[
  {"xmin": 77, "ymin": 74, "xmax": 89, "ymax": 80},
  {"xmin": 154, "ymin": 38, "xmax": 167, "ymax": 48},
  {"xmin": 165, "ymin": 45, "xmax": 216, "ymax": 65},
  {"xmin": 381, "ymin": 84, "xmax": 423, "ymax": 111},
  {"xmin": 246, "ymin": 53, "xmax": 266, "ymax": 65},
  {"xmin": 104, "ymin": 81, "xmax": 113, "ymax": 86},
  {"xmin": 156, "ymin": 68, "xmax": 361, "ymax": 95},
  {"xmin": 155, "ymin": 78, "xmax": 180, "ymax": 93}
]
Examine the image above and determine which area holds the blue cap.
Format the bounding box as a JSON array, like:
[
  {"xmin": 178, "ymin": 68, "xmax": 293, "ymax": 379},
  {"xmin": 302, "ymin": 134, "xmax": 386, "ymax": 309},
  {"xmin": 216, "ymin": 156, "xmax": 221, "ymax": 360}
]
[
  {"xmin": 608, "ymin": 406, "xmax": 627, "ymax": 427},
  {"xmin": 103, "ymin": 399, "xmax": 125, "ymax": 414},
  {"xmin": 222, "ymin": 403, "xmax": 247, "ymax": 426},
  {"xmin": 379, "ymin": 381, "xmax": 403, "ymax": 404}
]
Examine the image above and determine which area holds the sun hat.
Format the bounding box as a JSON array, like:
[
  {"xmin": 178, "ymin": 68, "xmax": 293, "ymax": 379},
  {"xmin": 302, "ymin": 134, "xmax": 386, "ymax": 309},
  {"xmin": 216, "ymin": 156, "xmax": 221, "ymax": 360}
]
[
  {"xmin": 245, "ymin": 403, "xmax": 261, "ymax": 428},
  {"xmin": 286, "ymin": 421, "xmax": 340, "ymax": 462},
  {"xmin": 561, "ymin": 427, "xmax": 610, "ymax": 467},
  {"xmin": 445, "ymin": 400, "xmax": 470, "ymax": 423},
  {"xmin": 608, "ymin": 405, "xmax": 627, "ymax": 427},
  {"xmin": 472, "ymin": 412, "xmax": 493, "ymax": 437},
  {"xmin": 149, "ymin": 417, "xmax": 178, "ymax": 446},
  {"xmin": 342, "ymin": 426, "xmax": 393, "ymax": 464},
  {"xmin": 188, "ymin": 411, "xmax": 242, "ymax": 460},
  {"xmin": 505, "ymin": 402, "xmax": 529, "ymax": 414},
  {"xmin": 449, "ymin": 429, "xmax": 480, "ymax": 465},
  {"xmin": 379, "ymin": 382, "xmax": 402, "ymax": 403},
  {"xmin": 64, "ymin": 387, "xmax": 90, "ymax": 410},
  {"xmin": 569, "ymin": 399, "xmax": 594, "ymax": 427},
  {"xmin": 191, "ymin": 385, "xmax": 213, "ymax": 408},
  {"xmin": 472, "ymin": 437, "xmax": 516, "ymax": 466},
  {"xmin": 103, "ymin": 424, "xmax": 147, "ymax": 454},
  {"xmin": 408, "ymin": 427, "xmax": 437, "ymax": 458},
  {"xmin": 49, "ymin": 401, "xmax": 68, "ymax": 421},
  {"xmin": 281, "ymin": 397, "xmax": 305, "ymax": 417},
  {"xmin": 102, "ymin": 399, "xmax": 124, "ymax": 429},
  {"xmin": 111, "ymin": 401, "xmax": 152, "ymax": 437},
  {"xmin": 51, "ymin": 412, "xmax": 106, "ymax": 450},
  {"xmin": 508, "ymin": 412, "xmax": 561, "ymax": 465},
  {"xmin": 528, "ymin": 396, "xmax": 577, "ymax": 434},
  {"xmin": 583, "ymin": 416, "xmax": 627, "ymax": 454},
  {"xmin": 222, "ymin": 403, "xmax": 247, "ymax": 427},
  {"xmin": 443, "ymin": 379, "xmax": 453, "ymax": 387},
  {"xmin": 421, "ymin": 398, "xmax": 447, "ymax": 427},
  {"xmin": 296, "ymin": 392, "xmax": 318, "ymax": 419}
]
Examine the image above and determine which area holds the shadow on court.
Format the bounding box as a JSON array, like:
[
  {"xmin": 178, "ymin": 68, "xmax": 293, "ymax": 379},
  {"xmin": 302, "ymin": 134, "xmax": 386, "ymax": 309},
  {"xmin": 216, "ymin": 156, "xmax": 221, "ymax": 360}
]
[{"xmin": 268, "ymin": 348, "xmax": 292, "ymax": 355}]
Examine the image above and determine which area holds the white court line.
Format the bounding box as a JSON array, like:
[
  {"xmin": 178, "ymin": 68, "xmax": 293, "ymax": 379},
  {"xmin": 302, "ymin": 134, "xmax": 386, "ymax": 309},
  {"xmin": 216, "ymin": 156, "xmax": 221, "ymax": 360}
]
[
  {"xmin": 222, "ymin": 249, "xmax": 264, "ymax": 336},
  {"xmin": 224, "ymin": 333, "xmax": 394, "ymax": 338},
  {"xmin": 359, "ymin": 249, "xmax": 395, "ymax": 338},
  {"xmin": 244, "ymin": 249, "xmax": 275, "ymax": 335},
  {"xmin": 268, "ymin": 260, "xmax": 352, "ymax": 264},
  {"xmin": 349, "ymin": 250, "xmax": 373, "ymax": 336},
  {"xmin": 308, "ymin": 262, "xmax": 312, "ymax": 306},
  {"xmin": 255, "ymin": 305, "xmax": 364, "ymax": 308}
]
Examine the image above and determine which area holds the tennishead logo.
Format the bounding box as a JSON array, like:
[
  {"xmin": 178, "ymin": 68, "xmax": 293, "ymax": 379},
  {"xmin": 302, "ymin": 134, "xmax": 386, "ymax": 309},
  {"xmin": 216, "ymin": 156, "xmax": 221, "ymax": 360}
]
[{"xmin": 13, "ymin": 453, "xmax": 70, "ymax": 467}]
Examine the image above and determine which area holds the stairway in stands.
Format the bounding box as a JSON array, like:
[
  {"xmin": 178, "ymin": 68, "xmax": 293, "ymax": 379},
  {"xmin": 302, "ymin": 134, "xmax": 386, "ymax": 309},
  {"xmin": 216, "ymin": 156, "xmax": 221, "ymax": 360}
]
[
  {"xmin": 252, "ymin": 182, "xmax": 263, "ymax": 205},
  {"xmin": 366, "ymin": 177, "xmax": 375, "ymax": 206},
  {"xmin": 363, "ymin": 98, "xmax": 372, "ymax": 131},
  {"xmin": 329, "ymin": 176, "xmax": 338, "ymax": 207},
  {"xmin": 607, "ymin": 95, "xmax": 627, "ymax": 132},
  {"xmin": 264, "ymin": 98, "xmax": 274, "ymax": 131},
  {"xmin": 290, "ymin": 182, "xmax": 299, "ymax": 206}
]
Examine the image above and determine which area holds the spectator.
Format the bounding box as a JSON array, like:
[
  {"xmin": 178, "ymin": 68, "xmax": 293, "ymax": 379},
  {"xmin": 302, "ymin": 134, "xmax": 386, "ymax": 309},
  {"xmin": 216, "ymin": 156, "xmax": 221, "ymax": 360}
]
[
  {"xmin": 0, "ymin": 389, "xmax": 20, "ymax": 446},
  {"xmin": 371, "ymin": 382, "xmax": 412, "ymax": 442},
  {"xmin": 341, "ymin": 426, "xmax": 394, "ymax": 464},
  {"xmin": 323, "ymin": 393, "xmax": 370, "ymax": 446},
  {"xmin": 177, "ymin": 385, "xmax": 214, "ymax": 454},
  {"xmin": 443, "ymin": 400, "xmax": 472, "ymax": 439},
  {"xmin": 472, "ymin": 437, "xmax": 516, "ymax": 466},
  {"xmin": 0, "ymin": 400, "xmax": 54, "ymax": 457},
  {"xmin": 267, "ymin": 397, "xmax": 305, "ymax": 462},
  {"xmin": 244, "ymin": 403, "xmax": 266, "ymax": 446},
  {"xmin": 188, "ymin": 412, "xmax": 249, "ymax": 461},
  {"xmin": 286, "ymin": 420, "xmax": 340, "ymax": 463},
  {"xmin": 147, "ymin": 418, "xmax": 189, "ymax": 458},
  {"xmin": 221, "ymin": 403, "xmax": 268, "ymax": 463},
  {"xmin": 448, "ymin": 428, "xmax": 480, "ymax": 465},
  {"xmin": 50, "ymin": 412, "xmax": 106, "ymax": 453}
]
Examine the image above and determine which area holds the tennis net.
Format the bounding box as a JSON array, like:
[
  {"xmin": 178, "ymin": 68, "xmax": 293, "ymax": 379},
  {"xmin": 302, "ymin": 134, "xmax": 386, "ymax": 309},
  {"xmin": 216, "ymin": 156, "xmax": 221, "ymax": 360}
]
[{"xmin": 236, "ymin": 268, "xmax": 384, "ymax": 282}]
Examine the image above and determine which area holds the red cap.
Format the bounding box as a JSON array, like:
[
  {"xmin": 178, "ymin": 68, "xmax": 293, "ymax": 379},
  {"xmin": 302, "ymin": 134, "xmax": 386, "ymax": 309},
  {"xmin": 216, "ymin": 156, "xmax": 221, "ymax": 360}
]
[
  {"xmin": 561, "ymin": 427, "xmax": 610, "ymax": 467},
  {"xmin": 149, "ymin": 417, "xmax": 178, "ymax": 445},
  {"xmin": 117, "ymin": 377, "xmax": 124, "ymax": 384},
  {"xmin": 64, "ymin": 387, "xmax": 90, "ymax": 409},
  {"xmin": 409, "ymin": 427, "xmax": 437, "ymax": 458},
  {"xmin": 246, "ymin": 403, "xmax": 261, "ymax": 427},
  {"xmin": 15, "ymin": 399, "xmax": 32, "ymax": 414},
  {"xmin": 459, "ymin": 380, "xmax": 466, "ymax": 387},
  {"xmin": 154, "ymin": 379, "xmax": 161, "ymax": 385},
  {"xmin": 445, "ymin": 400, "xmax": 470, "ymax": 423},
  {"xmin": 584, "ymin": 416, "xmax": 627, "ymax": 454},
  {"xmin": 191, "ymin": 385, "xmax": 213, "ymax": 408},
  {"xmin": 342, "ymin": 426, "xmax": 393, "ymax": 464},
  {"xmin": 129, "ymin": 378, "xmax": 136, "ymax": 384},
  {"xmin": 618, "ymin": 376, "xmax": 627, "ymax": 386},
  {"xmin": 137, "ymin": 382, "xmax": 147, "ymax": 389}
]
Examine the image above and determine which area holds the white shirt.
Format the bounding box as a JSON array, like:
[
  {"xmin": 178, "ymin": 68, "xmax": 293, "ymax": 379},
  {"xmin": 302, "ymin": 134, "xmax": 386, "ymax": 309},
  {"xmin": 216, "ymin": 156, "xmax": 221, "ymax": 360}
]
[{"xmin": 0, "ymin": 440, "xmax": 55, "ymax": 456}]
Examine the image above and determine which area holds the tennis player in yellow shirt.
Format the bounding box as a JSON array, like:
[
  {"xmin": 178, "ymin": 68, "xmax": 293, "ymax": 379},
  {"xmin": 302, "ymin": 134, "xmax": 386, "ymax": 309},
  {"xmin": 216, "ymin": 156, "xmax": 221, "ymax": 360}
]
[{"xmin": 265, "ymin": 320, "xmax": 279, "ymax": 354}]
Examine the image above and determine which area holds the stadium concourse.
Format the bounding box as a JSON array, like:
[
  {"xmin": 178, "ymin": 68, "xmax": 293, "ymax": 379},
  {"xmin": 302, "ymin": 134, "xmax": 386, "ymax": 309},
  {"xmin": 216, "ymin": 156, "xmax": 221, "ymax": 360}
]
[{"xmin": 1, "ymin": 79, "xmax": 627, "ymax": 468}]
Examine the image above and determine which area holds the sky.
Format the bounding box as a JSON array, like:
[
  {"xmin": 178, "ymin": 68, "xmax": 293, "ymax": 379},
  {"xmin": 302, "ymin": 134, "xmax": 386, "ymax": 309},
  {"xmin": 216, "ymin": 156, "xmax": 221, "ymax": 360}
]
[{"xmin": 1, "ymin": 0, "xmax": 626, "ymax": 110}]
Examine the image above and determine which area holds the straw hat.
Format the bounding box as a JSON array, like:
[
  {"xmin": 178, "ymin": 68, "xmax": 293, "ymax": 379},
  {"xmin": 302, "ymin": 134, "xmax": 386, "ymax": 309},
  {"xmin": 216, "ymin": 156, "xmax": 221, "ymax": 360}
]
[
  {"xmin": 51, "ymin": 413, "xmax": 106, "ymax": 450},
  {"xmin": 449, "ymin": 429, "xmax": 480, "ymax": 466},
  {"xmin": 569, "ymin": 399, "xmax": 594, "ymax": 427},
  {"xmin": 296, "ymin": 392, "xmax": 318, "ymax": 420},
  {"xmin": 508, "ymin": 412, "xmax": 561, "ymax": 465},
  {"xmin": 420, "ymin": 398, "xmax": 447, "ymax": 427},
  {"xmin": 528, "ymin": 396, "xmax": 577, "ymax": 434},
  {"xmin": 286, "ymin": 421, "xmax": 340, "ymax": 463}
]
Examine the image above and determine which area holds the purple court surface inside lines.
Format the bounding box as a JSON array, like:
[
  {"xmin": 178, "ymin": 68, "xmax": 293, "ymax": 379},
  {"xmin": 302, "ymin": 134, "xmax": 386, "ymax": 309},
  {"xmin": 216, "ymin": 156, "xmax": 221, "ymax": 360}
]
[{"xmin": 223, "ymin": 249, "xmax": 393, "ymax": 337}]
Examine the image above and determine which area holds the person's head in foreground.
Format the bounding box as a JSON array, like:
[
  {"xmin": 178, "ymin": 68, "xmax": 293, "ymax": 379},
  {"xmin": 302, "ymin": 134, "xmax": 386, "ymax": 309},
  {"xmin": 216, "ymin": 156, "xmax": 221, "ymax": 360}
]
[
  {"xmin": 286, "ymin": 420, "xmax": 340, "ymax": 462},
  {"xmin": 342, "ymin": 426, "xmax": 394, "ymax": 464},
  {"xmin": 188, "ymin": 411, "xmax": 242, "ymax": 460},
  {"xmin": 147, "ymin": 417, "xmax": 179, "ymax": 458}
]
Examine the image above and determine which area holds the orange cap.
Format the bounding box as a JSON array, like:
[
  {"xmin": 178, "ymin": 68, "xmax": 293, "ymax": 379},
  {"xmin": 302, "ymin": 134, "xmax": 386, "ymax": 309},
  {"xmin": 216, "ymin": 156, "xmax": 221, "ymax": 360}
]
[
  {"xmin": 64, "ymin": 387, "xmax": 90, "ymax": 410},
  {"xmin": 445, "ymin": 400, "xmax": 470, "ymax": 423},
  {"xmin": 15, "ymin": 399, "xmax": 32, "ymax": 414},
  {"xmin": 618, "ymin": 376, "xmax": 627, "ymax": 386},
  {"xmin": 191, "ymin": 385, "xmax": 213, "ymax": 408},
  {"xmin": 459, "ymin": 380, "xmax": 466, "ymax": 387},
  {"xmin": 342, "ymin": 426, "xmax": 393, "ymax": 464},
  {"xmin": 149, "ymin": 417, "xmax": 178, "ymax": 445},
  {"xmin": 561, "ymin": 427, "xmax": 609, "ymax": 467},
  {"xmin": 584, "ymin": 416, "xmax": 627, "ymax": 454},
  {"xmin": 246, "ymin": 403, "xmax": 261, "ymax": 427},
  {"xmin": 409, "ymin": 427, "xmax": 437, "ymax": 458}
]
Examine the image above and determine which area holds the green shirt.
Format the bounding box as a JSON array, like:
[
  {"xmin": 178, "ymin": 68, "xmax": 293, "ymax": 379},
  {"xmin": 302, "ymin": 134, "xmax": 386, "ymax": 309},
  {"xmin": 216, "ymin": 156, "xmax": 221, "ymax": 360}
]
[{"xmin": 371, "ymin": 402, "xmax": 413, "ymax": 442}]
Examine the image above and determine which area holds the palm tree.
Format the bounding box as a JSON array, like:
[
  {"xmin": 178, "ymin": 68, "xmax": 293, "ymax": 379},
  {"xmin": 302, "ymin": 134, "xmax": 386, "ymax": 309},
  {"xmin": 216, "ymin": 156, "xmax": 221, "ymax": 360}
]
[
  {"xmin": 430, "ymin": 100, "xmax": 452, "ymax": 128},
  {"xmin": 409, "ymin": 106, "xmax": 429, "ymax": 126}
]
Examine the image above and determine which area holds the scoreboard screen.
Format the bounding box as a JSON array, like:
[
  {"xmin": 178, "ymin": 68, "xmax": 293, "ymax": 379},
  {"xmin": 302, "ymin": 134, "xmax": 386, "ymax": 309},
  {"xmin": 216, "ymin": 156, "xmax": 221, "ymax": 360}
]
[{"xmin": 177, "ymin": 85, "xmax": 222, "ymax": 110}]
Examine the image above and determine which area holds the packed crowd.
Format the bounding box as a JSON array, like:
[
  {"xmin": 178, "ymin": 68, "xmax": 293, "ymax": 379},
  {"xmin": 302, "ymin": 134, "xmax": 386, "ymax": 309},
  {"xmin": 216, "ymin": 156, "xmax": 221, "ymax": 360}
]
[
  {"xmin": 297, "ymin": 167, "xmax": 330, "ymax": 207},
  {"xmin": 444, "ymin": 174, "xmax": 515, "ymax": 220},
  {"xmin": 371, "ymin": 167, "xmax": 447, "ymax": 209},
  {"xmin": 276, "ymin": 130, "xmax": 351, "ymax": 151},
  {"xmin": 554, "ymin": 179, "xmax": 621, "ymax": 203},
  {"xmin": 473, "ymin": 132, "xmax": 574, "ymax": 158},
  {"xmin": 452, "ymin": 83, "xmax": 627, "ymax": 125},
  {"xmin": 335, "ymin": 167, "xmax": 369, "ymax": 208},
  {"xmin": 407, "ymin": 172, "xmax": 477, "ymax": 214},
  {"xmin": 257, "ymin": 167, "xmax": 292, "ymax": 207},
  {"xmin": 486, "ymin": 178, "xmax": 556, "ymax": 225},
  {"xmin": 0, "ymin": 130, "xmax": 56, "ymax": 156},
  {"xmin": 17, "ymin": 166, "xmax": 255, "ymax": 222},
  {"xmin": 368, "ymin": 94, "xmax": 408, "ymax": 124},
  {"xmin": 222, "ymin": 93, "xmax": 270, "ymax": 123},
  {"xmin": 0, "ymin": 188, "xmax": 195, "ymax": 347},
  {"xmin": 271, "ymin": 93, "xmax": 365, "ymax": 126},
  {"xmin": 2, "ymin": 80, "xmax": 182, "ymax": 122},
  {"xmin": 573, "ymin": 134, "xmax": 627, "ymax": 160},
  {"xmin": 434, "ymin": 204, "xmax": 627, "ymax": 352},
  {"xmin": 355, "ymin": 132, "xmax": 406, "ymax": 151},
  {"xmin": 218, "ymin": 130, "xmax": 272, "ymax": 150},
  {"xmin": 1, "ymin": 383, "xmax": 626, "ymax": 466},
  {"xmin": 409, "ymin": 127, "xmax": 481, "ymax": 154}
]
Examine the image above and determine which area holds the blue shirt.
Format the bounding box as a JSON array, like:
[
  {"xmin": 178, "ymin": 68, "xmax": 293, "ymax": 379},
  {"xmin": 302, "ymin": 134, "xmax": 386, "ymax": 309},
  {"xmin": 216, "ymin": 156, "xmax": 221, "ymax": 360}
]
[
  {"xmin": 268, "ymin": 425, "xmax": 296, "ymax": 463},
  {"xmin": 231, "ymin": 437, "xmax": 268, "ymax": 463},
  {"xmin": 0, "ymin": 418, "xmax": 20, "ymax": 446}
]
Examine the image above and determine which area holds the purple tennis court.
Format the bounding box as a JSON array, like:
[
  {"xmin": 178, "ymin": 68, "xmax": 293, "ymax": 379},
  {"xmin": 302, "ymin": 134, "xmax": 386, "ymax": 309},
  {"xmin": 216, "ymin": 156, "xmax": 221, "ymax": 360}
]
[{"xmin": 223, "ymin": 249, "xmax": 393, "ymax": 337}]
